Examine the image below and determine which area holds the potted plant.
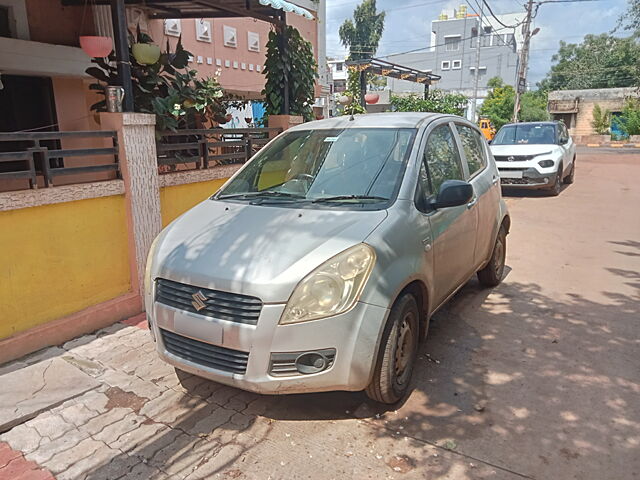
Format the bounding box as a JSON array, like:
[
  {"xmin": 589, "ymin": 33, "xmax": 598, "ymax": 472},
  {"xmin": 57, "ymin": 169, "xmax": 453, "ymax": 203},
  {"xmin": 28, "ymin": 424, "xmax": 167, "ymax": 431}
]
[{"xmin": 80, "ymin": 36, "xmax": 112, "ymax": 58}]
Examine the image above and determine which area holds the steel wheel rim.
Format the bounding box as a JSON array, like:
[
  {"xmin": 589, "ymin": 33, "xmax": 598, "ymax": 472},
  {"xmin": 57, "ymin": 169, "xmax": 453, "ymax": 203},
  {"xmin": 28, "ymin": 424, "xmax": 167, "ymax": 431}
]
[{"xmin": 394, "ymin": 312, "xmax": 415, "ymax": 385}]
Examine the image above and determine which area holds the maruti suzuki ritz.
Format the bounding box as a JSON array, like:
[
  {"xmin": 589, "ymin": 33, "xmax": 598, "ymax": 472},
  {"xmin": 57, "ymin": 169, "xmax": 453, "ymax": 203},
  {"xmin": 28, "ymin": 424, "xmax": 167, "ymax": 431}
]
[{"xmin": 145, "ymin": 113, "xmax": 510, "ymax": 404}]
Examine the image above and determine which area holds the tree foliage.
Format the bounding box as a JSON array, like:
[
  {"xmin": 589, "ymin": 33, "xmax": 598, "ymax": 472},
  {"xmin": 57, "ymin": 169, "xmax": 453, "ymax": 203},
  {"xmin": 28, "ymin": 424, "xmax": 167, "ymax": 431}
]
[
  {"xmin": 338, "ymin": 0, "xmax": 385, "ymax": 107},
  {"xmin": 612, "ymin": 99, "xmax": 640, "ymax": 136},
  {"xmin": 619, "ymin": 0, "xmax": 640, "ymax": 34},
  {"xmin": 390, "ymin": 91, "xmax": 468, "ymax": 116},
  {"xmin": 539, "ymin": 34, "xmax": 640, "ymax": 91},
  {"xmin": 479, "ymin": 77, "xmax": 549, "ymax": 130},
  {"xmin": 591, "ymin": 104, "xmax": 611, "ymax": 135},
  {"xmin": 339, "ymin": 0, "xmax": 386, "ymax": 61},
  {"xmin": 262, "ymin": 26, "xmax": 317, "ymax": 121}
]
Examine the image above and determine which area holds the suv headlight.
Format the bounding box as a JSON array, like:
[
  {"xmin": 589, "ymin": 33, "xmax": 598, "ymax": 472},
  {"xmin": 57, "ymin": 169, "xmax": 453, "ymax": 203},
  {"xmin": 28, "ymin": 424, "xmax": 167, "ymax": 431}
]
[{"xmin": 280, "ymin": 244, "xmax": 376, "ymax": 324}]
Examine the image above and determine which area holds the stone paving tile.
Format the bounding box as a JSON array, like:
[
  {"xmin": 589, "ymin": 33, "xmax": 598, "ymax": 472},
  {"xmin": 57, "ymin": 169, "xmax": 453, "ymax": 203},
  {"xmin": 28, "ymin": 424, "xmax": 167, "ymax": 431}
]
[
  {"xmin": 93, "ymin": 412, "xmax": 144, "ymax": 445},
  {"xmin": 83, "ymin": 451, "xmax": 140, "ymax": 480},
  {"xmin": 97, "ymin": 368, "xmax": 165, "ymax": 400},
  {"xmin": 0, "ymin": 447, "xmax": 55, "ymax": 480},
  {"xmin": 82, "ymin": 408, "xmax": 130, "ymax": 437},
  {"xmin": 25, "ymin": 427, "xmax": 89, "ymax": 465},
  {"xmin": 55, "ymin": 441, "xmax": 113, "ymax": 480},
  {"xmin": 41, "ymin": 437, "xmax": 103, "ymax": 475},
  {"xmin": 27, "ymin": 413, "xmax": 75, "ymax": 441},
  {"xmin": 0, "ymin": 424, "xmax": 45, "ymax": 454}
]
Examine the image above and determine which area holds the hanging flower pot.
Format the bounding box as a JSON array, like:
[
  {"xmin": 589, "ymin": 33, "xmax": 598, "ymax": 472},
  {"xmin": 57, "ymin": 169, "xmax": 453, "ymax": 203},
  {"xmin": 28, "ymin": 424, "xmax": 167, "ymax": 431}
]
[
  {"xmin": 79, "ymin": 36, "xmax": 112, "ymax": 58},
  {"xmin": 338, "ymin": 95, "xmax": 352, "ymax": 105},
  {"xmin": 132, "ymin": 43, "xmax": 161, "ymax": 65},
  {"xmin": 364, "ymin": 93, "xmax": 380, "ymax": 105}
]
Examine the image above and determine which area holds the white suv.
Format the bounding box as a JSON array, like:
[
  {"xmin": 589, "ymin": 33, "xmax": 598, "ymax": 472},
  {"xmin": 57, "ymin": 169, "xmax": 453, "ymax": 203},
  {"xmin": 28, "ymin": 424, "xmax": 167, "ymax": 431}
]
[{"xmin": 490, "ymin": 121, "xmax": 576, "ymax": 196}]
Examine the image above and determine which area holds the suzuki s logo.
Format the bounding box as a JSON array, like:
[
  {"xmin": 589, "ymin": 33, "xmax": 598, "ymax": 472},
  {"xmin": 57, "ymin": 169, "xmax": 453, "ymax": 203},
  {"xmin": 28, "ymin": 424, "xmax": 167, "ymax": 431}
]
[{"xmin": 191, "ymin": 291, "xmax": 207, "ymax": 311}]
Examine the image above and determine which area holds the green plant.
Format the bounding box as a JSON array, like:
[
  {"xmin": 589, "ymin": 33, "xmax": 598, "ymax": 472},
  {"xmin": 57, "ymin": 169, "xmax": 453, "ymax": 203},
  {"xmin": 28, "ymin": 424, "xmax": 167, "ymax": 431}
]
[
  {"xmin": 262, "ymin": 26, "xmax": 317, "ymax": 121},
  {"xmin": 591, "ymin": 104, "xmax": 611, "ymax": 135},
  {"xmin": 480, "ymin": 77, "xmax": 549, "ymax": 129},
  {"xmin": 390, "ymin": 91, "xmax": 468, "ymax": 116},
  {"xmin": 612, "ymin": 98, "xmax": 640, "ymax": 136},
  {"xmin": 86, "ymin": 27, "xmax": 232, "ymax": 131}
]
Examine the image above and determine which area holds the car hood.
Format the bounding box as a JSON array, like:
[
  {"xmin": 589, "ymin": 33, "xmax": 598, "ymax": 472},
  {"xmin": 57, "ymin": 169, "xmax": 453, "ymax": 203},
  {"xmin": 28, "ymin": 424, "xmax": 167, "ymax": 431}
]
[
  {"xmin": 151, "ymin": 199, "xmax": 388, "ymax": 303},
  {"xmin": 490, "ymin": 144, "xmax": 560, "ymax": 156}
]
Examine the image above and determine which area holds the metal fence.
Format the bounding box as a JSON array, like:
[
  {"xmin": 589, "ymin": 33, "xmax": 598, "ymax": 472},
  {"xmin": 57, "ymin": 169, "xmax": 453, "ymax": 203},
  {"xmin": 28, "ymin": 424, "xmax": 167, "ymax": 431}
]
[
  {"xmin": 0, "ymin": 131, "xmax": 119, "ymax": 189},
  {"xmin": 156, "ymin": 127, "xmax": 282, "ymax": 173}
]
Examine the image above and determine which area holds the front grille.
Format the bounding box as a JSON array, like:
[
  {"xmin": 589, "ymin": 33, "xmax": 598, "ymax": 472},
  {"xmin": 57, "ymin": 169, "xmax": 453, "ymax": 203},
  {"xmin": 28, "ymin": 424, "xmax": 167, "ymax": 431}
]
[
  {"xmin": 155, "ymin": 278, "xmax": 262, "ymax": 325},
  {"xmin": 160, "ymin": 329, "xmax": 249, "ymax": 374},
  {"xmin": 501, "ymin": 177, "xmax": 541, "ymax": 185},
  {"xmin": 494, "ymin": 155, "xmax": 535, "ymax": 162}
]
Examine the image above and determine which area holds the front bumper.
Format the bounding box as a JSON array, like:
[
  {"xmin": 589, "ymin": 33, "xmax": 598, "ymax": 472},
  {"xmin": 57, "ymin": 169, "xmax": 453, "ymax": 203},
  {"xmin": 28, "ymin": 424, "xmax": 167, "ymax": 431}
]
[
  {"xmin": 498, "ymin": 166, "xmax": 558, "ymax": 189},
  {"xmin": 149, "ymin": 299, "xmax": 390, "ymax": 394}
]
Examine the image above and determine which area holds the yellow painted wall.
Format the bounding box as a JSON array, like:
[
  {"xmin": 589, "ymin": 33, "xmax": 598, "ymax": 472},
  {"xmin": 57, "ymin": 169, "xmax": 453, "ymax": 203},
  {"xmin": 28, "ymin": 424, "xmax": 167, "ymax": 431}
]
[
  {"xmin": 160, "ymin": 178, "xmax": 228, "ymax": 227},
  {"xmin": 0, "ymin": 195, "xmax": 131, "ymax": 339}
]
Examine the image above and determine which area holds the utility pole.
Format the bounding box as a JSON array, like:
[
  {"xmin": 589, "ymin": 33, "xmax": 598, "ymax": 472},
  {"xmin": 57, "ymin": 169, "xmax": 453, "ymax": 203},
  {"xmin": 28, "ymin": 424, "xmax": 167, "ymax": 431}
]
[
  {"xmin": 513, "ymin": 0, "xmax": 535, "ymax": 122},
  {"xmin": 470, "ymin": 0, "xmax": 485, "ymax": 122}
]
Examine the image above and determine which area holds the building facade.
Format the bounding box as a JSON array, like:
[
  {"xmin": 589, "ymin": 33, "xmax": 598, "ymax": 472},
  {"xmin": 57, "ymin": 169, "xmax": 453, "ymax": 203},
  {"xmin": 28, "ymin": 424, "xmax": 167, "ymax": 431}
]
[
  {"xmin": 381, "ymin": 4, "xmax": 521, "ymax": 118},
  {"xmin": 548, "ymin": 87, "xmax": 640, "ymax": 141}
]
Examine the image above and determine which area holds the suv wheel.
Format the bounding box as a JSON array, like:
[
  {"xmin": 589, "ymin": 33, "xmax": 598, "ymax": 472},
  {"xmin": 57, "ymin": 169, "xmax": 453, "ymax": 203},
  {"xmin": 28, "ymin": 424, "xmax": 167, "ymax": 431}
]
[
  {"xmin": 564, "ymin": 159, "xmax": 575, "ymax": 184},
  {"xmin": 548, "ymin": 164, "xmax": 563, "ymax": 196},
  {"xmin": 477, "ymin": 226, "xmax": 507, "ymax": 287},
  {"xmin": 366, "ymin": 294, "xmax": 419, "ymax": 404}
]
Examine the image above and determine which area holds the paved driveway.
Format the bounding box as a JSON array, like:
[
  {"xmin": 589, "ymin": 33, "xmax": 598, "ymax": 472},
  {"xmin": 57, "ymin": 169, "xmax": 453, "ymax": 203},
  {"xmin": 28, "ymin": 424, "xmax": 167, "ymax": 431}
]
[{"xmin": 1, "ymin": 147, "xmax": 639, "ymax": 480}]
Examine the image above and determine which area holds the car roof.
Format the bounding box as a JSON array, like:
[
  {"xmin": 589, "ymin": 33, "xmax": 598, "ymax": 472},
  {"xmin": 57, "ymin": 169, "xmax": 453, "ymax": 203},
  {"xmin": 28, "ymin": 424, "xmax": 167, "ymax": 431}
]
[
  {"xmin": 500, "ymin": 121, "xmax": 559, "ymax": 128},
  {"xmin": 287, "ymin": 112, "xmax": 463, "ymax": 131}
]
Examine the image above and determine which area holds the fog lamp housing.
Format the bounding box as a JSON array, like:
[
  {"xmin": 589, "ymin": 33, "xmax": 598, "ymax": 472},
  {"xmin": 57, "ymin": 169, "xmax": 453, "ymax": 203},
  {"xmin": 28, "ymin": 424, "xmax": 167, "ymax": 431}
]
[{"xmin": 538, "ymin": 160, "xmax": 554, "ymax": 168}]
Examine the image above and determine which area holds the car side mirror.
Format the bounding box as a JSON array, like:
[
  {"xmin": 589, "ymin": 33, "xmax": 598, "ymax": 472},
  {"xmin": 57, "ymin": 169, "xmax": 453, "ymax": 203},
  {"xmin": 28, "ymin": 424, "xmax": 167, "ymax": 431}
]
[
  {"xmin": 559, "ymin": 137, "xmax": 568, "ymax": 145},
  {"xmin": 487, "ymin": 139, "xmax": 492, "ymax": 144},
  {"xmin": 431, "ymin": 180, "xmax": 474, "ymax": 209}
]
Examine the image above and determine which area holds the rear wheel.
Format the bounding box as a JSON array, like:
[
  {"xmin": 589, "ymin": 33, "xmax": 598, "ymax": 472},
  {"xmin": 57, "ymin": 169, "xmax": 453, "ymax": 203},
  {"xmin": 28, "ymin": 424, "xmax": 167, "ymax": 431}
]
[
  {"xmin": 564, "ymin": 158, "xmax": 575, "ymax": 184},
  {"xmin": 366, "ymin": 294, "xmax": 419, "ymax": 404},
  {"xmin": 477, "ymin": 226, "xmax": 507, "ymax": 287}
]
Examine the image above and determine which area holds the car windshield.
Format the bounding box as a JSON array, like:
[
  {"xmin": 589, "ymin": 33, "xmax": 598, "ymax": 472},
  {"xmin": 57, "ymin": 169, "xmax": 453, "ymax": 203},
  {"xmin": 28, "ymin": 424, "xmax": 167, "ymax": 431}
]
[
  {"xmin": 215, "ymin": 128, "xmax": 416, "ymax": 207},
  {"xmin": 492, "ymin": 124, "xmax": 556, "ymax": 145}
]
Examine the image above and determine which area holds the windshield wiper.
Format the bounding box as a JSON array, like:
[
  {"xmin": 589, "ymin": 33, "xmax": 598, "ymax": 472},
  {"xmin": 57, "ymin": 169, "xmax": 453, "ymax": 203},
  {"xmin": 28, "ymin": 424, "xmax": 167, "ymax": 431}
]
[
  {"xmin": 217, "ymin": 191, "xmax": 305, "ymax": 200},
  {"xmin": 310, "ymin": 195, "xmax": 389, "ymax": 204}
]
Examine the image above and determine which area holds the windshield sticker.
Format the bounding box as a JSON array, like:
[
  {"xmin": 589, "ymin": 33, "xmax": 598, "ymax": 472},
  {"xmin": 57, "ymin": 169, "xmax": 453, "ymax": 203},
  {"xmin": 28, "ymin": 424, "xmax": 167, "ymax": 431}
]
[{"xmin": 324, "ymin": 137, "xmax": 339, "ymax": 142}]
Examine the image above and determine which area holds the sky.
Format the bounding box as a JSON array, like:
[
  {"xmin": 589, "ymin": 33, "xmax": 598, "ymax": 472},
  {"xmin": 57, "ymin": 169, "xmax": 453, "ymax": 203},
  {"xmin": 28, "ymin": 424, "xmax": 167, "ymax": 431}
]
[{"xmin": 326, "ymin": 0, "xmax": 630, "ymax": 85}]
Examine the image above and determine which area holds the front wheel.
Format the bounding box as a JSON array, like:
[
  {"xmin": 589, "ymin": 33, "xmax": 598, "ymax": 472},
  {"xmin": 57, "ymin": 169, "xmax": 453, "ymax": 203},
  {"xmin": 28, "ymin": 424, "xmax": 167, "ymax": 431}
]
[
  {"xmin": 477, "ymin": 226, "xmax": 506, "ymax": 287},
  {"xmin": 366, "ymin": 294, "xmax": 419, "ymax": 404},
  {"xmin": 548, "ymin": 164, "xmax": 563, "ymax": 196},
  {"xmin": 564, "ymin": 159, "xmax": 575, "ymax": 184}
]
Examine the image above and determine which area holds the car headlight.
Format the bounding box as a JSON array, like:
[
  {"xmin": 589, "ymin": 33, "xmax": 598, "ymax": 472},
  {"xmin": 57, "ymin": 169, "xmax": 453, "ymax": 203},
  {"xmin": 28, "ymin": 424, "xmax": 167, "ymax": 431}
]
[
  {"xmin": 280, "ymin": 244, "xmax": 376, "ymax": 324},
  {"xmin": 538, "ymin": 159, "xmax": 554, "ymax": 168},
  {"xmin": 144, "ymin": 235, "xmax": 161, "ymax": 294}
]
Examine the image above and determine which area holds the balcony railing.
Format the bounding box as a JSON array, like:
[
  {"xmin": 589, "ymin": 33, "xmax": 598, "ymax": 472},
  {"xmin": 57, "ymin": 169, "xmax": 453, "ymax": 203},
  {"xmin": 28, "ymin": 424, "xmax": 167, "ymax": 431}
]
[
  {"xmin": 156, "ymin": 127, "xmax": 282, "ymax": 173},
  {"xmin": 0, "ymin": 131, "xmax": 119, "ymax": 189}
]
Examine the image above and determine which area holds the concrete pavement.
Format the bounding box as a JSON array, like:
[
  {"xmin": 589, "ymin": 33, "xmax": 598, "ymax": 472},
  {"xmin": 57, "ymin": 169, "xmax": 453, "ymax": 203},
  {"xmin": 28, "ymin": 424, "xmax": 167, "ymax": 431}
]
[{"xmin": 0, "ymin": 146, "xmax": 638, "ymax": 479}]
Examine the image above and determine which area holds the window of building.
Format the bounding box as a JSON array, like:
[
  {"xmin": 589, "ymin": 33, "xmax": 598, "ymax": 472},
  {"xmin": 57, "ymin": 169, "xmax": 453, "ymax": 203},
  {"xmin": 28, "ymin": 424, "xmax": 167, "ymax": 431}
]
[
  {"xmin": 441, "ymin": 60, "xmax": 451, "ymax": 70},
  {"xmin": 164, "ymin": 19, "xmax": 181, "ymax": 37},
  {"xmin": 452, "ymin": 60, "xmax": 462, "ymax": 70},
  {"xmin": 223, "ymin": 25, "xmax": 237, "ymax": 47},
  {"xmin": 470, "ymin": 27, "xmax": 478, "ymax": 48},
  {"xmin": 233, "ymin": 60, "xmax": 239, "ymax": 69},
  {"xmin": 195, "ymin": 19, "xmax": 211, "ymax": 42},
  {"xmin": 470, "ymin": 66, "xmax": 487, "ymax": 77},
  {"xmin": 336, "ymin": 62, "xmax": 343, "ymax": 71},
  {"xmin": 444, "ymin": 35, "xmax": 461, "ymax": 51},
  {"xmin": 248, "ymin": 31, "xmax": 260, "ymax": 52}
]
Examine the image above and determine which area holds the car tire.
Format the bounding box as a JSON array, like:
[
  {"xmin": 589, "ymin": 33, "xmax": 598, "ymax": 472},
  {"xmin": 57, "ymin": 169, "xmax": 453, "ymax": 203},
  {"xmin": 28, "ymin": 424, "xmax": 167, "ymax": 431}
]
[
  {"xmin": 564, "ymin": 158, "xmax": 575, "ymax": 184},
  {"xmin": 366, "ymin": 294, "xmax": 419, "ymax": 405},
  {"xmin": 548, "ymin": 164, "xmax": 563, "ymax": 196},
  {"xmin": 477, "ymin": 226, "xmax": 507, "ymax": 287}
]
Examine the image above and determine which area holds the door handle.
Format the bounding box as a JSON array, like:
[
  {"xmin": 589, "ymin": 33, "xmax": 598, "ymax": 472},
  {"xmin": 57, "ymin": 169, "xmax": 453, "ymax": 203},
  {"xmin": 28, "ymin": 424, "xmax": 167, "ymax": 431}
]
[{"xmin": 467, "ymin": 197, "xmax": 478, "ymax": 209}]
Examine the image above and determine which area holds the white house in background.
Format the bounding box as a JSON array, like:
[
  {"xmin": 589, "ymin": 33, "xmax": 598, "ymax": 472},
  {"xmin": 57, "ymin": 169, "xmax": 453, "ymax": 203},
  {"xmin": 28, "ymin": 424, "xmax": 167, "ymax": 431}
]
[{"xmin": 328, "ymin": 58, "xmax": 348, "ymax": 93}]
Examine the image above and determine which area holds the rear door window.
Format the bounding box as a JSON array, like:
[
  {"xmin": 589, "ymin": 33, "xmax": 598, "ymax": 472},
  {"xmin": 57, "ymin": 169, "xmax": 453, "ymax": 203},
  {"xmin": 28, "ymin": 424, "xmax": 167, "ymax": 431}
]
[{"xmin": 455, "ymin": 124, "xmax": 487, "ymax": 178}]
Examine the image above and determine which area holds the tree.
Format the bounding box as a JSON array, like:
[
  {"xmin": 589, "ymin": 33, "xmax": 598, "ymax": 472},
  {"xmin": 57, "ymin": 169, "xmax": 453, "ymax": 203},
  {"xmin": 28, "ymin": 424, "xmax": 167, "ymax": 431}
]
[
  {"xmin": 539, "ymin": 34, "xmax": 640, "ymax": 91},
  {"xmin": 480, "ymin": 77, "xmax": 549, "ymax": 129},
  {"xmin": 391, "ymin": 91, "xmax": 468, "ymax": 116},
  {"xmin": 591, "ymin": 104, "xmax": 611, "ymax": 135},
  {"xmin": 612, "ymin": 99, "xmax": 640, "ymax": 136},
  {"xmin": 339, "ymin": 0, "xmax": 385, "ymax": 108},
  {"xmin": 619, "ymin": 0, "xmax": 640, "ymax": 35}
]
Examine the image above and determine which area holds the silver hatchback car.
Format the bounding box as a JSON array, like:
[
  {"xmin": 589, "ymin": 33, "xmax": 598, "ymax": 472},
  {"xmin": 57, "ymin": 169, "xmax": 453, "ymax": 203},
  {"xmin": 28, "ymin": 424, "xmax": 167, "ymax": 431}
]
[{"xmin": 145, "ymin": 113, "xmax": 510, "ymax": 404}]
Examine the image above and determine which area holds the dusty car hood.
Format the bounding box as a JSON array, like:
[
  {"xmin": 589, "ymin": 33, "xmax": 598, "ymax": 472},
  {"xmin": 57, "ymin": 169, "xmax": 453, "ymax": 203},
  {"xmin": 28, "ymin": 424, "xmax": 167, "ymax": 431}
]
[
  {"xmin": 490, "ymin": 144, "xmax": 560, "ymax": 157},
  {"xmin": 151, "ymin": 199, "xmax": 388, "ymax": 303}
]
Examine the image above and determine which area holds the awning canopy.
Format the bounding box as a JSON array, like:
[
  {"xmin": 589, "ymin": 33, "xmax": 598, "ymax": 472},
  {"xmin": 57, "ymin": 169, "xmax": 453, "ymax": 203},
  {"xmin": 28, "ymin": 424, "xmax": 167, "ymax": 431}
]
[
  {"xmin": 346, "ymin": 58, "xmax": 441, "ymax": 85},
  {"xmin": 61, "ymin": 0, "xmax": 314, "ymax": 23}
]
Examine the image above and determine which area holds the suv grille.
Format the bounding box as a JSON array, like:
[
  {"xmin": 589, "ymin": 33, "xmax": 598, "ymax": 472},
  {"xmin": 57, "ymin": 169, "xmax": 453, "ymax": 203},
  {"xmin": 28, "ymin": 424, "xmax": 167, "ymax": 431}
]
[
  {"xmin": 160, "ymin": 329, "xmax": 249, "ymax": 374},
  {"xmin": 494, "ymin": 155, "xmax": 535, "ymax": 162},
  {"xmin": 155, "ymin": 278, "xmax": 262, "ymax": 325}
]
